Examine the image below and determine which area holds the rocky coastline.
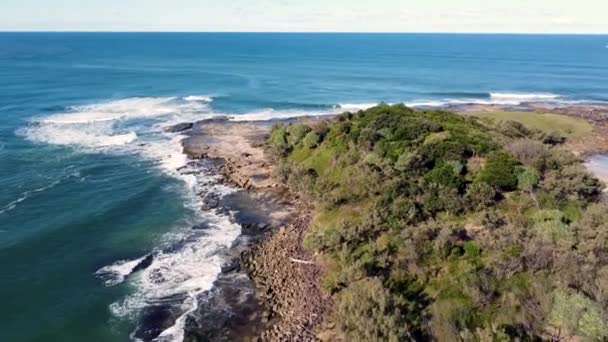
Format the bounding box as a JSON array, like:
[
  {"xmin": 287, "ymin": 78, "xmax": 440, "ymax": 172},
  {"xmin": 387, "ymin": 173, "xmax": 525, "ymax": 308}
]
[
  {"xmin": 176, "ymin": 118, "xmax": 333, "ymax": 341},
  {"xmin": 171, "ymin": 101, "xmax": 608, "ymax": 341}
]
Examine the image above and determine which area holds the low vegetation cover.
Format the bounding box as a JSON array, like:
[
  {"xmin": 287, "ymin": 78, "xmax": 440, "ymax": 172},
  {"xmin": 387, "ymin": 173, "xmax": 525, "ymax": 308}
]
[
  {"xmin": 461, "ymin": 111, "xmax": 594, "ymax": 139},
  {"xmin": 267, "ymin": 104, "xmax": 608, "ymax": 341}
]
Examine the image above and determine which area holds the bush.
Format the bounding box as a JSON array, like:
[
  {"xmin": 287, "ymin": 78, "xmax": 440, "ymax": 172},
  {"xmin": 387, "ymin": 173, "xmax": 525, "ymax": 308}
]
[
  {"xmin": 517, "ymin": 166, "xmax": 540, "ymax": 192},
  {"xmin": 547, "ymin": 290, "xmax": 608, "ymax": 340},
  {"xmin": 506, "ymin": 139, "xmax": 548, "ymax": 169},
  {"xmin": 424, "ymin": 164, "xmax": 464, "ymax": 189},
  {"xmin": 336, "ymin": 278, "xmax": 411, "ymax": 341},
  {"xmin": 476, "ymin": 151, "xmax": 520, "ymax": 191},
  {"xmin": 542, "ymin": 164, "xmax": 603, "ymax": 204},
  {"xmin": 286, "ymin": 123, "xmax": 312, "ymax": 146},
  {"xmin": 531, "ymin": 210, "xmax": 572, "ymax": 243},
  {"xmin": 466, "ymin": 182, "xmax": 498, "ymax": 210},
  {"xmin": 268, "ymin": 124, "xmax": 290, "ymax": 156},
  {"xmin": 574, "ymin": 203, "xmax": 608, "ymax": 257},
  {"xmin": 302, "ymin": 131, "xmax": 321, "ymax": 149}
]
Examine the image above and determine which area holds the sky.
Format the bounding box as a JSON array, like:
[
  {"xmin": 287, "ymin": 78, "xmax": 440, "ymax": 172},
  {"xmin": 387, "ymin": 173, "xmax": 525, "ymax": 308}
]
[{"xmin": 1, "ymin": 0, "xmax": 607, "ymax": 33}]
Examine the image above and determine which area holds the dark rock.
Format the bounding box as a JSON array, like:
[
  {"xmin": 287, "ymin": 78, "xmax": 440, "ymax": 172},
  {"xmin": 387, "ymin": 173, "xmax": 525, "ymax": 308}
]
[
  {"xmin": 194, "ymin": 116, "xmax": 231, "ymax": 125},
  {"xmin": 221, "ymin": 259, "xmax": 241, "ymax": 273},
  {"xmin": 164, "ymin": 122, "xmax": 193, "ymax": 133},
  {"xmin": 132, "ymin": 253, "xmax": 155, "ymax": 273},
  {"xmin": 201, "ymin": 193, "xmax": 220, "ymax": 211},
  {"xmin": 192, "ymin": 222, "xmax": 210, "ymax": 230}
]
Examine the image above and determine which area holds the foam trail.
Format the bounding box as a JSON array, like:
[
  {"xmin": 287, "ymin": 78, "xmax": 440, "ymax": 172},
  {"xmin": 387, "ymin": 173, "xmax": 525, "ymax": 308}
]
[
  {"xmin": 155, "ymin": 292, "xmax": 198, "ymax": 342},
  {"xmin": 489, "ymin": 92, "xmax": 561, "ymax": 101},
  {"xmin": 228, "ymin": 103, "xmax": 379, "ymax": 122},
  {"xmin": 0, "ymin": 179, "xmax": 62, "ymax": 215},
  {"xmin": 21, "ymin": 124, "xmax": 138, "ymax": 148},
  {"xmin": 336, "ymin": 103, "xmax": 380, "ymax": 111},
  {"xmin": 40, "ymin": 97, "xmax": 181, "ymax": 124},
  {"xmin": 184, "ymin": 95, "xmax": 213, "ymax": 102},
  {"xmin": 95, "ymin": 255, "xmax": 151, "ymax": 286}
]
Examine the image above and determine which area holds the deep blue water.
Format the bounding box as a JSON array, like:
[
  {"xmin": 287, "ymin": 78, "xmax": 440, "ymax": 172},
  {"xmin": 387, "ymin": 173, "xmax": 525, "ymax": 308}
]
[{"xmin": 1, "ymin": 33, "xmax": 607, "ymax": 342}]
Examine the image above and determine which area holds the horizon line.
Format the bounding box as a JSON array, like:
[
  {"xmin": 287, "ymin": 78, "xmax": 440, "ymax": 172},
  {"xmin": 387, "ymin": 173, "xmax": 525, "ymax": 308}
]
[{"xmin": 1, "ymin": 30, "xmax": 607, "ymax": 35}]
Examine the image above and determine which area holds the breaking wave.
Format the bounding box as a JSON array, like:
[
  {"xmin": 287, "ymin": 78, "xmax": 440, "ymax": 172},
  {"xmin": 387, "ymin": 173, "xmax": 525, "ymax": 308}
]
[
  {"xmin": 402, "ymin": 92, "xmax": 566, "ymax": 107},
  {"xmin": 20, "ymin": 95, "xmax": 238, "ymax": 342}
]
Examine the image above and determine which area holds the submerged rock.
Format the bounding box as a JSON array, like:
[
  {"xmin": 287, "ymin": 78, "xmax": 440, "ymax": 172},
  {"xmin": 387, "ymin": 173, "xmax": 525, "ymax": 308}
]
[
  {"xmin": 201, "ymin": 193, "xmax": 220, "ymax": 211},
  {"xmin": 164, "ymin": 122, "xmax": 193, "ymax": 133}
]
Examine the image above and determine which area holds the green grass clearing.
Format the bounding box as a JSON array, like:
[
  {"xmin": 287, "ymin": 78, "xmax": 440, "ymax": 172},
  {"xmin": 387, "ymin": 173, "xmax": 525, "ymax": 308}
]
[{"xmin": 461, "ymin": 111, "xmax": 593, "ymax": 138}]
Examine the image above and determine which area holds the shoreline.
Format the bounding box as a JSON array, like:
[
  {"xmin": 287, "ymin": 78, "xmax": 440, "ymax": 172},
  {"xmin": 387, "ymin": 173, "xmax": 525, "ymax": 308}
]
[
  {"xmin": 179, "ymin": 118, "xmax": 332, "ymax": 340},
  {"xmin": 175, "ymin": 101, "xmax": 608, "ymax": 341}
]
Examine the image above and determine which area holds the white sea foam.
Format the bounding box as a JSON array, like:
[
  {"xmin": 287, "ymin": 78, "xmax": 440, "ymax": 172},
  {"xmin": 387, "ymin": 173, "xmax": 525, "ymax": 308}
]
[
  {"xmin": 400, "ymin": 92, "xmax": 569, "ymax": 108},
  {"xmin": 488, "ymin": 92, "xmax": 564, "ymax": 105},
  {"xmin": 106, "ymin": 165, "xmax": 241, "ymax": 342},
  {"xmin": 228, "ymin": 103, "xmax": 379, "ymax": 122},
  {"xmin": 228, "ymin": 108, "xmax": 330, "ymax": 121},
  {"xmin": 336, "ymin": 103, "xmax": 380, "ymax": 111},
  {"xmin": 20, "ymin": 95, "xmax": 237, "ymax": 341},
  {"xmin": 21, "ymin": 124, "xmax": 138, "ymax": 148},
  {"xmin": 489, "ymin": 92, "xmax": 561, "ymax": 101},
  {"xmin": 95, "ymin": 255, "xmax": 150, "ymax": 286},
  {"xmin": 0, "ymin": 179, "xmax": 62, "ymax": 215},
  {"xmin": 335, "ymin": 93, "xmax": 566, "ymax": 110},
  {"xmin": 184, "ymin": 95, "xmax": 213, "ymax": 102},
  {"xmin": 40, "ymin": 97, "xmax": 189, "ymax": 124}
]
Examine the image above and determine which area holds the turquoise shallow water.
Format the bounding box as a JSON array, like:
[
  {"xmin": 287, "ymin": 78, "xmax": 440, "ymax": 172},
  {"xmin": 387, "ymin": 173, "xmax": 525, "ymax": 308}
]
[{"xmin": 1, "ymin": 33, "xmax": 608, "ymax": 341}]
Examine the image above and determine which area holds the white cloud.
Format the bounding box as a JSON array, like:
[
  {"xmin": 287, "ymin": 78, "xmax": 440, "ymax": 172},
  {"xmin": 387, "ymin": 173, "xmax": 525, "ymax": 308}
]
[{"xmin": 0, "ymin": 0, "xmax": 606, "ymax": 33}]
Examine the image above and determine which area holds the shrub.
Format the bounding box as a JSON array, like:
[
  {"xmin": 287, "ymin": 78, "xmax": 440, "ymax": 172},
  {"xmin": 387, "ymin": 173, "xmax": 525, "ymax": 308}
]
[
  {"xmin": 336, "ymin": 278, "xmax": 411, "ymax": 341},
  {"xmin": 531, "ymin": 210, "xmax": 572, "ymax": 243},
  {"xmin": 542, "ymin": 165, "xmax": 603, "ymax": 204},
  {"xmin": 547, "ymin": 289, "xmax": 608, "ymax": 340},
  {"xmin": 466, "ymin": 182, "xmax": 498, "ymax": 210},
  {"xmin": 517, "ymin": 166, "xmax": 540, "ymax": 192},
  {"xmin": 268, "ymin": 124, "xmax": 290, "ymax": 156},
  {"xmin": 302, "ymin": 131, "xmax": 321, "ymax": 149},
  {"xmin": 574, "ymin": 203, "xmax": 608, "ymax": 256},
  {"xmin": 286, "ymin": 123, "xmax": 312, "ymax": 146},
  {"xmin": 424, "ymin": 164, "xmax": 464, "ymax": 189},
  {"xmin": 506, "ymin": 139, "xmax": 548, "ymax": 169},
  {"xmin": 395, "ymin": 151, "xmax": 415, "ymax": 171},
  {"xmin": 476, "ymin": 151, "xmax": 520, "ymax": 191}
]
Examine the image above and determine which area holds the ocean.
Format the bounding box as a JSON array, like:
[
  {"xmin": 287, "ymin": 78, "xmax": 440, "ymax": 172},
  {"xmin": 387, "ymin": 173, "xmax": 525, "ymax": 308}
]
[{"xmin": 1, "ymin": 32, "xmax": 607, "ymax": 342}]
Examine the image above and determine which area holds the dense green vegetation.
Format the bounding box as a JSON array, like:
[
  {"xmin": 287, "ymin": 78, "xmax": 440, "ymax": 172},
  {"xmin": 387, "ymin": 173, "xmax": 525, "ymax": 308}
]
[{"xmin": 267, "ymin": 104, "xmax": 608, "ymax": 341}]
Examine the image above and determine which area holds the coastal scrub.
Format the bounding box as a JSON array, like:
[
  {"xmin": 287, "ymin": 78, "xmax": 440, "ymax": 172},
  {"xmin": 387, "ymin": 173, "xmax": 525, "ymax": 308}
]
[{"xmin": 268, "ymin": 104, "xmax": 608, "ymax": 341}]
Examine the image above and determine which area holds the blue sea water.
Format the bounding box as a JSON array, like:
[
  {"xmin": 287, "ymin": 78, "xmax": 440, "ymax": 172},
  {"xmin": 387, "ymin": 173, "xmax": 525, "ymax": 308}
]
[{"xmin": 1, "ymin": 32, "xmax": 607, "ymax": 342}]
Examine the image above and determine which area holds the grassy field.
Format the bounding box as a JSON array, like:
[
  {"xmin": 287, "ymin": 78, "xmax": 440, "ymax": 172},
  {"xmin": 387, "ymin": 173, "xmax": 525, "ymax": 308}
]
[{"xmin": 461, "ymin": 111, "xmax": 593, "ymax": 138}]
